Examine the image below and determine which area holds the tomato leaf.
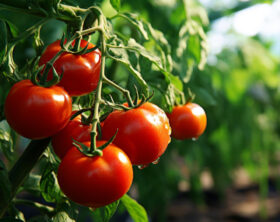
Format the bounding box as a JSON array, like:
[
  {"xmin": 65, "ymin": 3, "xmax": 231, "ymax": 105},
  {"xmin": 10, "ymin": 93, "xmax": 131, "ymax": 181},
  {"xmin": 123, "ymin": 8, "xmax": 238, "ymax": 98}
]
[
  {"xmin": 52, "ymin": 211, "xmax": 75, "ymax": 222},
  {"xmin": 92, "ymin": 200, "xmax": 120, "ymax": 222},
  {"xmin": 107, "ymin": 44, "xmax": 149, "ymax": 96},
  {"xmin": 0, "ymin": 120, "xmax": 14, "ymax": 162},
  {"xmin": 118, "ymin": 13, "xmax": 149, "ymax": 40},
  {"xmin": 110, "ymin": 0, "xmax": 121, "ymax": 12},
  {"xmin": 0, "ymin": 20, "xmax": 7, "ymax": 66},
  {"xmin": 176, "ymin": 20, "xmax": 208, "ymax": 83},
  {"xmin": 21, "ymin": 174, "xmax": 41, "ymax": 193},
  {"xmin": 40, "ymin": 164, "xmax": 62, "ymax": 203},
  {"xmin": 121, "ymin": 194, "xmax": 148, "ymax": 222}
]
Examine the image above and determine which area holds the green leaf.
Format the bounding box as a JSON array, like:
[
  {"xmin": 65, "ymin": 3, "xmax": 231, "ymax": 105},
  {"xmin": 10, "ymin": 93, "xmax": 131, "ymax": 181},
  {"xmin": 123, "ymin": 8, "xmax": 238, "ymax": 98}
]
[
  {"xmin": 107, "ymin": 42, "xmax": 149, "ymax": 96},
  {"xmin": 121, "ymin": 194, "xmax": 148, "ymax": 222},
  {"xmin": 40, "ymin": 164, "xmax": 62, "ymax": 203},
  {"xmin": 21, "ymin": 174, "xmax": 41, "ymax": 193},
  {"xmin": 110, "ymin": 0, "xmax": 121, "ymax": 12},
  {"xmin": 176, "ymin": 20, "xmax": 208, "ymax": 83},
  {"xmin": 0, "ymin": 120, "xmax": 14, "ymax": 162},
  {"xmin": 0, "ymin": 20, "xmax": 7, "ymax": 66},
  {"xmin": 118, "ymin": 13, "xmax": 149, "ymax": 40},
  {"xmin": 92, "ymin": 200, "xmax": 120, "ymax": 222},
  {"xmin": 0, "ymin": 159, "xmax": 11, "ymax": 210},
  {"xmin": 52, "ymin": 211, "xmax": 75, "ymax": 222}
]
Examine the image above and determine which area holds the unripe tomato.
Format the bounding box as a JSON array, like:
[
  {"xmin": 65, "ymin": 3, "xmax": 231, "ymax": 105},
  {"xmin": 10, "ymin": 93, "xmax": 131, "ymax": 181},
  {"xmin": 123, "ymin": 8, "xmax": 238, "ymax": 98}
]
[
  {"xmin": 51, "ymin": 112, "xmax": 92, "ymax": 159},
  {"xmin": 4, "ymin": 80, "xmax": 72, "ymax": 139},
  {"xmin": 39, "ymin": 39, "xmax": 101, "ymax": 97},
  {"xmin": 166, "ymin": 102, "xmax": 207, "ymax": 140},
  {"xmin": 102, "ymin": 102, "xmax": 171, "ymax": 165},
  {"xmin": 57, "ymin": 141, "xmax": 133, "ymax": 208}
]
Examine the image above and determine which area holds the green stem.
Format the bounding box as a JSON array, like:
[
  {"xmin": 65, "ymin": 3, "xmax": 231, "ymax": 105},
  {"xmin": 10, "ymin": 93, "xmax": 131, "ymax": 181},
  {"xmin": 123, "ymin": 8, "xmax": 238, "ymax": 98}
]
[
  {"xmin": 103, "ymin": 76, "xmax": 134, "ymax": 107},
  {"xmin": 0, "ymin": 138, "xmax": 51, "ymax": 218},
  {"xmin": 89, "ymin": 14, "xmax": 106, "ymax": 153}
]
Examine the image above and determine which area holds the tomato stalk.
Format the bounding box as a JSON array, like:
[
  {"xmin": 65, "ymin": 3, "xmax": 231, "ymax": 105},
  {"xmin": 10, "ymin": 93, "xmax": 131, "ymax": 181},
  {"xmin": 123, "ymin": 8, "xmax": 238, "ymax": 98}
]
[
  {"xmin": 89, "ymin": 28, "xmax": 106, "ymax": 153},
  {"xmin": 103, "ymin": 76, "xmax": 134, "ymax": 107},
  {"xmin": 0, "ymin": 138, "xmax": 51, "ymax": 218}
]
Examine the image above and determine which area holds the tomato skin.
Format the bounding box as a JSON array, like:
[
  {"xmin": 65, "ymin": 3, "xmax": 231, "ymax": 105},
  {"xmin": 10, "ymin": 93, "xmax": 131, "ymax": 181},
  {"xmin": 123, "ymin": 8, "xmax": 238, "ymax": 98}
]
[
  {"xmin": 166, "ymin": 103, "xmax": 207, "ymax": 140},
  {"xmin": 51, "ymin": 112, "xmax": 92, "ymax": 159},
  {"xmin": 102, "ymin": 102, "xmax": 171, "ymax": 165},
  {"xmin": 4, "ymin": 80, "xmax": 72, "ymax": 139},
  {"xmin": 57, "ymin": 141, "xmax": 133, "ymax": 208},
  {"xmin": 39, "ymin": 39, "xmax": 101, "ymax": 97}
]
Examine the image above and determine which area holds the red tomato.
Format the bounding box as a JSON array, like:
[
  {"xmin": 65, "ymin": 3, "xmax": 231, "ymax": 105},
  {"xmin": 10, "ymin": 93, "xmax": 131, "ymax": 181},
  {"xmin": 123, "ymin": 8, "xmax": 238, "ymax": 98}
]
[
  {"xmin": 102, "ymin": 102, "xmax": 171, "ymax": 165},
  {"xmin": 39, "ymin": 39, "xmax": 101, "ymax": 97},
  {"xmin": 4, "ymin": 80, "xmax": 72, "ymax": 139},
  {"xmin": 57, "ymin": 141, "xmax": 133, "ymax": 208},
  {"xmin": 166, "ymin": 103, "xmax": 207, "ymax": 140},
  {"xmin": 51, "ymin": 112, "xmax": 92, "ymax": 159}
]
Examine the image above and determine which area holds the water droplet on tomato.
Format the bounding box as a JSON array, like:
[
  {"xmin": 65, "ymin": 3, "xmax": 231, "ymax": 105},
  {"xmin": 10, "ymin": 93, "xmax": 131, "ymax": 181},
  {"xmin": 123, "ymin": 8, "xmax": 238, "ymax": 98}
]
[
  {"xmin": 138, "ymin": 164, "xmax": 149, "ymax": 170},
  {"xmin": 192, "ymin": 137, "xmax": 198, "ymax": 141},
  {"xmin": 152, "ymin": 157, "xmax": 160, "ymax": 165}
]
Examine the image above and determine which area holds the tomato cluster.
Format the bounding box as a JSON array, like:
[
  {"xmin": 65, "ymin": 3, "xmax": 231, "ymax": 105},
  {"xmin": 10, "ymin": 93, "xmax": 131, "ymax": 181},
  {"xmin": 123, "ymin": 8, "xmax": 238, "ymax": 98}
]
[{"xmin": 4, "ymin": 38, "xmax": 207, "ymax": 209}]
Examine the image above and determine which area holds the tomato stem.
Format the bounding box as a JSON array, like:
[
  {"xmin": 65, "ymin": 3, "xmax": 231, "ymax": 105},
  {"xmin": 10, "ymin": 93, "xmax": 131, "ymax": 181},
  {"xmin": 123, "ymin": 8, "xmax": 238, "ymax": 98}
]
[
  {"xmin": 89, "ymin": 13, "xmax": 106, "ymax": 153},
  {"xmin": 103, "ymin": 76, "xmax": 134, "ymax": 107}
]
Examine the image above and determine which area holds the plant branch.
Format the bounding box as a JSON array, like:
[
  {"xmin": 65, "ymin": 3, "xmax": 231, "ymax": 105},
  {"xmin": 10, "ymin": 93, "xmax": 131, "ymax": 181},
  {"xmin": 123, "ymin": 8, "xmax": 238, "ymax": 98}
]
[{"xmin": 103, "ymin": 76, "xmax": 133, "ymax": 107}]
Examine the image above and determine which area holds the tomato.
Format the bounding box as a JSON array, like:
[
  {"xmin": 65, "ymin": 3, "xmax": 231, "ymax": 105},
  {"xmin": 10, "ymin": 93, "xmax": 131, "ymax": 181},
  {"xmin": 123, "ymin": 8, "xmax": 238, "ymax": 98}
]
[
  {"xmin": 4, "ymin": 79, "xmax": 72, "ymax": 139},
  {"xmin": 166, "ymin": 102, "xmax": 207, "ymax": 140},
  {"xmin": 39, "ymin": 39, "xmax": 101, "ymax": 97},
  {"xmin": 102, "ymin": 102, "xmax": 171, "ymax": 165},
  {"xmin": 51, "ymin": 112, "xmax": 92, "ymax": 159},
  {"xmin": 57, "ymin": 141, "xmax": 133, "ymax": 208}
]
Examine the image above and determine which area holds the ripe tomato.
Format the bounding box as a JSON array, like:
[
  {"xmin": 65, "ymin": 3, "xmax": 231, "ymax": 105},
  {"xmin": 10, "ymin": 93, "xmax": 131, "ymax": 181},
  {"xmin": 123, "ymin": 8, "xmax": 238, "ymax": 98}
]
[
  {"xmin": 4, "ymin": 79, "xmax": 72, "ymax": 139},
  {"xmin": 57, "ymin": 141, "xmax": 133, "ymax": 208},
  {"xmin": 166, "ymin": 103, "xmax": 207, "ymax": 140},
  {"xmin": 51, "ymin": 112, "xmax": 92, "ymax": 159},
  {"xmin": 39, "ymin": 39, "xmax": 101, "ymax": 97},
  {"xmin": 102, "ymin": 102, "xmax": 171, "ymax": 165}
]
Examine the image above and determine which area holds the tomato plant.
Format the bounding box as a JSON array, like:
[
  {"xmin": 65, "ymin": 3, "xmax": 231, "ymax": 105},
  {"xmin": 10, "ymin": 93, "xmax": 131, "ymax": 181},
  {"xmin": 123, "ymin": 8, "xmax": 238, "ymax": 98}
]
[
  {"xmin": 39, "ymin": 39, "xmax": 101, "ymax": 97},
  {"xmin": 102, "ymin": 102, "xmax": 171, "ymax": 165},
  {"xmin": 4, "ymin": 79, "xmax": 72, "ymax": 139},
  {"xmin": 51, "ymin": 112, "xmax": 92, "ymax": 159},
  {"xmin": 0, "ymin": 0, "xmax": 210, "ymax": 220},
  {"xmin": 167, "ymin": 103, "xmax": 207, "ymax": 140},
  {"xmin": 57, "ymin": 141, "xmax": 133, "ymax": 208}
]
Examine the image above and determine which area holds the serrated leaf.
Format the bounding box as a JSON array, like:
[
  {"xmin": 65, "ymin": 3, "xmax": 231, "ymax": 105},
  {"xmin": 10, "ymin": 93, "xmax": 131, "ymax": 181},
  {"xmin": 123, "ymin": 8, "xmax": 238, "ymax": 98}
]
[
  {"xmin": 110, "ymin": 0, "xmax": 121, "ymax": 12},
  {"xmin": 119, "ymin": 13, "xmax": 149, "ymax": 40},
  {"xmin": 52, "ymin": 212, "xmax": 75, "ymax": 222},
  {"xmin": 108, "ymin": 46, "xmax": 149, "ymax": 96},
  {"xmin": 40, "ymin": 164, "xmax": 62, "ymax": 203},
  {"xmin": 92, "ymin": 200, "xmax": 119, "ymax": 222},
  {"xmin": 121, "ymin": 195, "xmax": 148, "ymax": 222},
  {"xmin": 0, "ymin": 20, "xmax": 7, "ymax": 66},
  {"xmin": 176, "ymin": 20, "xmax": 208, "ymax": 83}
]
